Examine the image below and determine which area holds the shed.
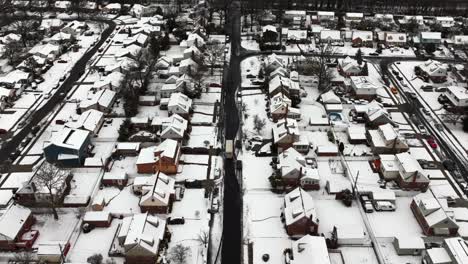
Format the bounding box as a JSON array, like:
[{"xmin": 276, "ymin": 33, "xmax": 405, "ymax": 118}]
[
  {"xmin": 317, "ymin": 145, "xmax": 338, "ymax": 156},
  {"xmin": 83, "ymin": 211, "xmax": 112, "ymax": 227},
  {"xmin": 91, "ymin": 195, "xmax": 106, "ymax": 211},
  {"xmin": 393, "ymin": 236, "xmax": 425, "ymax": 256}
]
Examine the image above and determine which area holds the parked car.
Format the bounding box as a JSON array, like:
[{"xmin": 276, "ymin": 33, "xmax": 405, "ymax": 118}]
[
  {"xmin": 246, "ymin": 74, "xmax": 256, "ymax": 79},
  {"xmin": 421, "ymin": 85, "xmax": 433, "ymax": 92},
  {"xmin": 369, "ymin": 52, "xmax": 379, "ymax": 56},
  {"xmin": 427, "ymin": 137, "xmax": 438, "ymax": 149},
  {"xmin": 435, "ymin": 87, "xmax": 447, "ymax": 92},
  {"xmin": 57, "ymin": 59, "xmax": 67, "ymax": 63},
  {"xmin": 167, "ymin": 217, "xmax": 185, "ymax": 225},
  {"xmin": 391, "ymin": 87, "xmax": 398, "ymax": 94},
  {"xmin": 82, "ymin": 223, "xmax": 94, "ymax": 233},
  {"xmin": 418, "ymin": 125, "xmax": 428, "ymax": 136},
  {"xmin": 209, "ymin": 83, "xmax": 222, "ymax": 88},
  {"xmin": 373, "ymin": 201, "xmax": 396, "ymax": 211},
  {"xmin": 360, "ymin": 195, "xmax": 374, "ymax": 213},
  {"xmin": 392, "ymin": 69, "xmax": 400, "ymax": 76}
]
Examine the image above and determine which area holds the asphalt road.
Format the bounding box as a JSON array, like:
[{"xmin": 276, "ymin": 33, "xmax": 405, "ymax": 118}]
[
  {"xmin": 0, "ymin": 19, "xmax": 116, "ymax": 164},
  {"xmin": 221, "ymin": 1, "xmax": 242, "ymax": 264}
]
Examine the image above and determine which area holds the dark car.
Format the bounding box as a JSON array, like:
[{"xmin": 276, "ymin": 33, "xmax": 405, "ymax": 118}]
[
  {"xmin": 167, "ymin": 217, "xmax": 185, "ymax": 225},
  {"xmin": 392, "ymin": 70, "xmax": 400, "ymax": 76},
  {"xmin": 82, "ymin": 223, "xmax": 94, "ymax": 233}
]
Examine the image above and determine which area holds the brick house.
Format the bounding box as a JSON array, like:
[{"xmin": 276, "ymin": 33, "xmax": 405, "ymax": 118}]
[
  {"xmin": 282, "ymin": 187, "xmax": 319, "ymax": 237},
  {"xmin": 394, "ymin": 152, "xmax": 430, "ymax": 192},
  {"xmin": 272, "ymin": 118, "xmax": 300, "ymax": 153},
  {"xmin": 136, "ymin": 139, "xmax": 181, "ymax": 174},
  {"xmin": 139, "ymin": 172, "xmax": 176, "ymax": 214},
  {"xmin": 277, "ymin": 148, "xmax": 320, "ymax": 190},
  {"xmin": 0, "ymin": 205, "xmax": 37, "ymax": 251},
  {"xmin": 411, "ymin": 193, "xmax": 459, "ymax": 236}
]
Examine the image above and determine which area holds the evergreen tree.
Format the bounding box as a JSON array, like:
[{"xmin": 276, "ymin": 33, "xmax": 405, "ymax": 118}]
[{"xmin": 355, "ymin": 49, "xmax": 363, "ymax": 65}]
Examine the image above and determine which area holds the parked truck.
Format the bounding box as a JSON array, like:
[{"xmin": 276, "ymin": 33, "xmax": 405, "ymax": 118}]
[{"xmin": 225, "ymin": 139, "xmax": 234, "ymax": 159}]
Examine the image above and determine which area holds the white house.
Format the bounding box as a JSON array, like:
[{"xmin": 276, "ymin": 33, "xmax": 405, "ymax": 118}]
[
  {"xmin": 320, "ymin": 30, "xmax": 342, "ymax": 45},
  {"xmin": 418, "ymin": 60, "xmax": 448, "ymax": 82},
  {"xmin": 350, "ymin": 76, "xmax": 379, "ymax": 98},
  {"xmin": 435, "ymin": 16, "xmax": 455, "ymax": 28},
  {"xmin": 420, "ymin": 32, "xmax": 442, "ymax": 44},
  {"xmin": 445, "ymin": 86, "xmax": 468, "ymax": 107},
  {"xmin": 168, "ymin": 92, "xmax": 192, "ymax": 117},
  {"xmin": 317, "ymin": 11, "xmax": 335, "ymax": 22},
  {"xmin": 367, "ymin": 123, "xmax": 409, "ymax": 154}
]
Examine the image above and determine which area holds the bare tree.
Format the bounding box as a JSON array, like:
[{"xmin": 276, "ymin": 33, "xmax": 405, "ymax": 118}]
[
  {"xmin": 13, "ymin": 251, "xmax": 35, "ymax": 264},
  {"xmin": 204, "ymin": 39, "xmax": 224, "ymax": 75},
  {"xmin": 253, "ymin": 114, "xmax": 266, "ymax": 134},
  {"xmin": 34, "ymin": 162, "xmax": 70, "ymax": 220},
  {"xmin": 197, "ymin": 230, "xmax": 209, "ymax": 247},
  {"xmin": 11, "ymin": 20, "xmax": 39, "ymax": 47},
  {"xmin": 3, "ymin": 41, "xmax": 22, "ymax": 65},
  {"xmin": 304, "ymin": 44, "xmax": 335, "ymax": 92},
  {"xmin": 169, "ymin": 244, "xmax": 191, "ymax": 264}
]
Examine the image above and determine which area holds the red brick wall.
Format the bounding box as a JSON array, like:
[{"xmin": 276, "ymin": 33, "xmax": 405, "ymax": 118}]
[{"xmin": 140, "ymin": 205, "xmax": 168, "ymax": 214}]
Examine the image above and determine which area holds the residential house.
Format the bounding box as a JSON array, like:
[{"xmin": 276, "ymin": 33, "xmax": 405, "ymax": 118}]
[
  {"xmin": 105, "ymin": 57, "xmax": 138, "ymax": 74},
  {"xmin": 411, "ymin": 192, "xmax": 459, "ymax": 236},
  {"xmin": 367, "ymin": 123, "xmax": 409, "ymax": 154},
  {"xmin": 183, "ymin": 46, "xmax": 202, "ymax": 60},
  {"xmin": 54, "ymin": 1, "xmax": 71, "ymax": 10},
  {"xmin": 345, "ymin": 12, "xmax": 364, "ymax": 24},
  {"xmin": 43, "ymin": 127, "xmax": 91, "ymax": 166},
  {"xmin": 102, "ymin": 3, "xmax": 121, "ymax": 14},
  {"xmin": 284, "ymin": 10, "xmax": 306, "ymax": 26},
  {"xmin": 117, "ymin": 213, "xmax": 167, "ymax": 264},
  {"xmin": 265, "ymin": 53, "xmax": 285, "ymax": 73},
  {"xmin": 65, "ymin": 109, "xmax": 104, "ymax": 136},
  {"xmin": 93, "ymin": 72, "xmax": 125, "ymax": 92},
  {"xmin": 393, "ymin": 236, "xmax": 425, "ymax": 256},
  {"xmin": 130, "ymin": 117, "xmax": 150, "ymax": 130},
  {"xmin": 116, "ymin": 44, "xmax": 142, "ymax": 59},
  {"xmin": 435, "ymin": 17, "xmax": 455, "ymax": 28},
  {"xmin": 399, "ymin": 15, "xmax": 424, "ymax": 26},
  {"xmin": 29, "ymin": 43, "xmax": 61, "ymax": 61},
  {"xmin": 0, "ymin": 70, "xmax": 32, "ymax": 94},
  {"xmin": 278, "ymin": 148, "xmax": 319, "ymax": 190},
  {"xmin": 272, "ymin": 118, "xmax": 300, "ymax": 153},
  {"xmin": 124, "ymin": 33, "xmax": 149, "ymax": 48},
  {"xmin": 269, "ymin": 93, "xmax": 300, "ymax": 121},
  {"xmin": 61, "ymin": 20, "xmax": 87, "ymax": 36},
  {"xmin": 0, "ymin": 33, "xmax": 21, "ymax": 45},
  {"xmin": 283, "ymin": 187, "xmax": 319, "ymax": 236},
  {"xmin": 155, "ymin": 56, "xmax": 172, "ymax": 70},
  {"xmin": 186, "ymin": 33, "xmax": 205, "ymax": 48},
  {"xmin": 0, "ymin": 205, "xmax": 36, "ymax": 251},
  {"xmin": 78, "ymin": 89, "xmax": 117, "ymax": 114},
  {"xmin": 285, "ymin": 235, "xmax": 331, "ymax": 264},
  {"xmin": 374, "ymin": 14, "xmax": 394, "ymax": 24},
  {"xmin": 168, "ymin": 92, "xmax": 192, "ymax": 118},
  {"xmin": 351, "ymin": 31, "xmax": 373, "ymax": 47},
  {"xmin": 287, "ymin": 30, "xmax": 308, "ymax": 43},
  {"xmin": 139, "ymin": 172, "xmax": 176, "ymax": 214},
  {"xmin": 356, "ymin": 100, "xmax": 392, "ymax": 126},
  {"xmin": 320, "ymin": 30, "xmax": 343, "ymax": 45},
  {"xmin": 339, "ymin": 57, "xmax": 364, "ymax": 77},
  {"xmin": 15, "ymin": 162, "xmax": 72, "ymax": 206},
  {"xmin": 420, "ymin": 32, "xmax": 442, "ymax": 44},
  {"xmin": 350, "ymin": 76, "xmax": 379, "ymax": 99},
  {"xmin": 423, "ymin": 237, "xmax": 468, "ymax": 264},
  {"xmin": 179, "ymin": 58, "xmax": 199, "ymax": 74},
  {"xmin": 269, "ymin": 76, "xmax": 300, "ymax": 98},
  {"xmin": 453, "ymin": 35, "xmax": 468, "ymax": 47},
  {"xmin": 113, "ymin": 143, "xmax": 141, "ymax": 157},
  {"xmin": 83, "ymin": 211, "xmax": 112, "ymax": 227},
  {"xmin": 317, "ymin": 11, "xmax": 335, "ymax": 24},
  {"xmin": 270, "ymin": 67, "xmax": 288, "ymax": 79},
  {"xmin": 130, "ymin": 4, "xmax": 157, "ymax": 18},
  {"xmin": 417, "ymin": 60, "xmax": 448, "ymax": 83},
  {"xmin": 136, "ymin": 139, "xmax": 181, "ymax": 174},
  {"xmin": 445, "ymin": 86, "xmax": 468, "ymax": 107},
  {"xmin": 394, "ymin": 152, "xmax": 430, "ymax": 191},
  {"xmin": 347, "ymin": 126, "xmax": 367, "ymax": 144},
  {"xmin": 379, "ymin": 32, "xmax": 407, "ymax": 47},
  {"xmin": 156, "ymin": 114, "xmax": 188, "ymax": 140}
]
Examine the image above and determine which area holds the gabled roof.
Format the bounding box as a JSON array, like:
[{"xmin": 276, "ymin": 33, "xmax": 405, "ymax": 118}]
[
  {"xmin": 168, "ymin": 92, "xmax": 192, "ymax": 114},
  {"xmin": 140, "ymin": 172, "xmax": 176, "ymax": 207},
  {"xmin": 290, "ymin": 235, "xmax": 330, "ymax": 264},
  {"xmin": 159, "ymin": 114, "xmax": 188, "ymax": 138},
  {"xmin": 284, "ymin": 187, "xmax": 318, "ymax": 226},
  {"xmin": 65, "ymin": 109, "xmax": 104, "ymax": 132},
  {"xmin": 44, "ymin": 127, "xmax": 90, "ymax": 151},
  {"xmin": 79, "ymin": 89, "xmax": 116, "ymax": 110},
  {"xmin": 118, "ymin": 213, "xmax": 166, "ymax": 255},
  {"xmin": 272, "ymin": 118, "xmax": 300, "ymax": 144},
  {"xmin": 0, "ymin": 205, "xmax": 31, "ymax": 241}
]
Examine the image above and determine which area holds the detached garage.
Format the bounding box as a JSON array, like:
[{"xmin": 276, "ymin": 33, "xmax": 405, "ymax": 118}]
[
  {"xmin": 393, "ymin": 236, "xmax": 425, "ymax": 256},
  {"xmin": 83, "ymin": 211, "xmax": 112, "ymax": 227}
]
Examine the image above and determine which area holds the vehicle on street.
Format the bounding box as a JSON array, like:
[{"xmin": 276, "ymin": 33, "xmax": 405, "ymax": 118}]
[
  {"xmin": 373, "ymin": 201, "xmax": 396, "ymax": 211},
  {"xmin": 167, "ymin": 217, "xmax": 185, "ymax": 225}
]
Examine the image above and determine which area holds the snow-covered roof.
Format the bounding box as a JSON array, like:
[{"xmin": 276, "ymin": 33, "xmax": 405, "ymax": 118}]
[
  {"xmin": 420, "ymin": 32, "xmax": 442, "ymax": 40},
  {"xmin": 321, "ymin": 90, "xmax": 341, "ymax": 104},
  {"xmin": 384, "ymin": 32, "xmax": 407, "ymax": 43},
  {"xmin": 284, "ymin": 187, "xmax": 318, "ymax": 226},
  {"xmin": 65, "ymin": 109, "xmax": 103, "ymax": 133},
  {"xmin": 346, "ymin": 12, "xmax": 364, "ymax": 19},
  {"xmin": 140, "ymin": 172, "xmax": 175, "ymax": 207},
  {"xmin": 83, "ymin": 211, "xmax": 111, "ymax": 222},
  {"xmin": 395, "ymin": 152, "xmax": 422, "ymax": 174},
  {"xmin": 419, "ymin": 60, "xmax": 447, "ymax": 77},
  {"xmin": 54, "ymin": 0, "xmax": 71, "ymax": 9},
  {"xmin": 352, "ymin": 31, "xmax": 373, "ymax": 41},
  {"xmin": 104, "ymin": 3, "xmax": 121, "ymax": 10},
  {"xmin": 317, "ymin": 11, "xmax": 334, "ymax": 17},
  {"xmin": 413, "ymin": 193, "xmax": 456, "ymax": 228},
  {"xmin": 453, "ymin": 35, "xmax": 468, "ymax": 45},
  {"xmin": 394, "ymin": 236, "xmax": 425, "ymax": 250},
  {"xmin": 372, "ymin": 190, "xmax": 395, "ymax": 201},
  {"xmin": 262, "ymin": 25, "xmax": 277, "ymax": 33},
  {"xmin": 0, "ymin": 70, "xmax": 30, "ymax": 84},
  {"xmin": 0, "ymin": 205, "xmax": 31, "ymax": 241},
  {"xmin": 272, "ymin": 118, "xmax": 300, "ymax": 144},
  {"xmin": 93, "ymin": 72, "xmax": 125, "ymax": 90},
  {"xmin": 339, "ymin": 56, "xmax": 362, "ymax": 74},
  {"xmin": 118, "ymin": 213, "xmax": 166, "ymax": 255},
  {"xmin": 159, "ymin": 114, "xmax": 188, "ymax": 138},
  {"xmin": 320, "ymin": 30, "xmax": 341, "ymax": 41},
  {"xmin": 79, "ymin": 89, "xmax": 116, "ymax": 110},
  {"xmin": 29, "ymin": 43, "xmax": 61, "ymax": 57},
  {"xmin": 290, "ymin": 235, "xmax": 331, "ymax": 264},
  {"xmin": 347, "ymin": 126, "xmax": 366, "ymax": 141},
  {"xmin": 350, "ymin": 76, "xmax": 378, "ymax": 91},
  {"xmin": 168, "ymin": 92, "xmax": 192, "ymax": 114},
  {"xmin": 425, "ymin": 248, "xmax": 451, "ymax": 264},
  {"xmin": 278, "ymin": 147, "xmax": 306, "ymax": 177},
  {"xmin": 446, "ymin": 86, "xmax": 468, "ymax": 101},
  {"xmin": 270, "ymin": 93, "xmax": 292, "ymax": 113},
  {"xmin": 287, "ymin": 30, "xmax": 307, "ymax": 40},
  {"xmin": 45, "ymin": 127, "xmax": 90, "ymax": 151},
  {"xmin": 124, "ymin": 33, "xmax": 148, "ymax": 47},
  {"xmin": 444, "ymin": 237, "xmax": 468, "ymax": 263}
]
